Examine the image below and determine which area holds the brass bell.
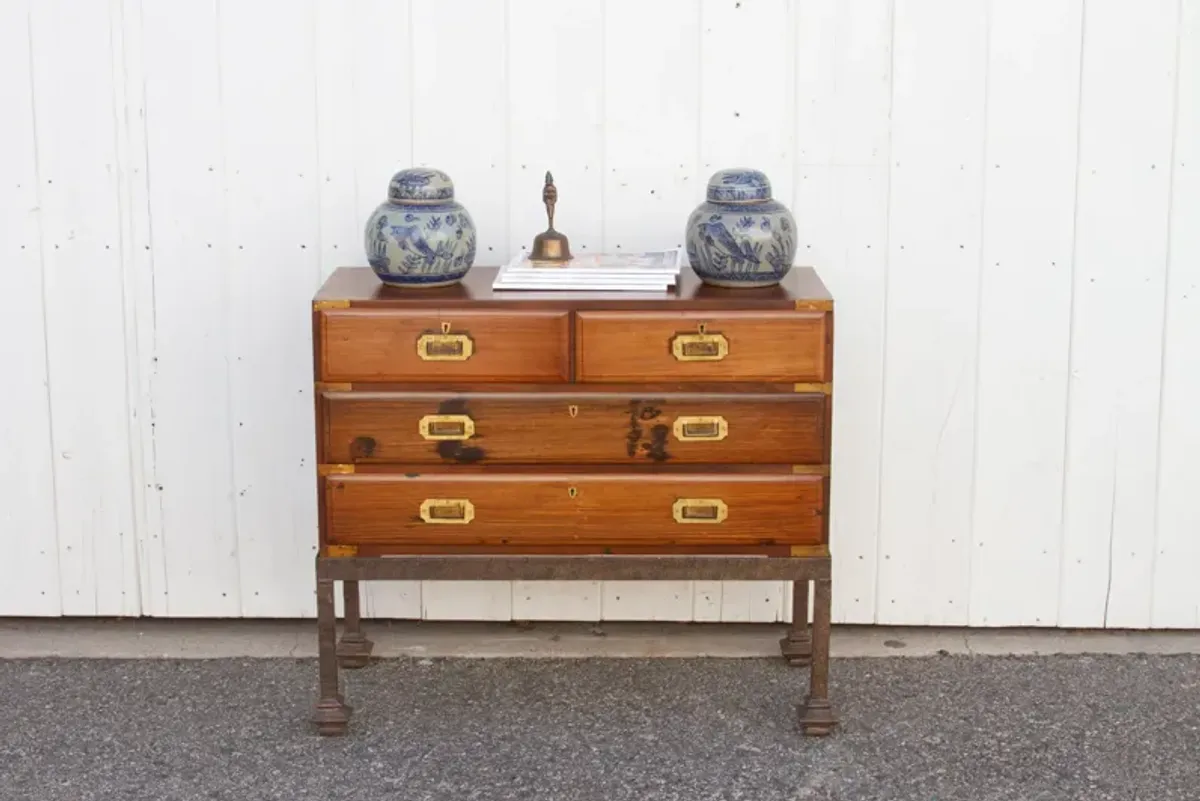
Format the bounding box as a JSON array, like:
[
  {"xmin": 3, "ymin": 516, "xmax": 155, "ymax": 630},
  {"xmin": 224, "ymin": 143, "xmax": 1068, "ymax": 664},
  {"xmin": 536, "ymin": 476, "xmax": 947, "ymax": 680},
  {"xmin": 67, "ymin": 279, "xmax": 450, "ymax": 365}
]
[{"xmin": 529, "ymin": 171, "xmax": 572, "ymax": 265}]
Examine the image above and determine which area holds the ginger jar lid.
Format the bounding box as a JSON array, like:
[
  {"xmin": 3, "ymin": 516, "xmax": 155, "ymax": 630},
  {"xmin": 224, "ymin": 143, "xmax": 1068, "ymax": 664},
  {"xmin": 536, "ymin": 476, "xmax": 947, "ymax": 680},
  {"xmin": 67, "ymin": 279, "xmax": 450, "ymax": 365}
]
[
  {"xmin": 387, "ymin": 167, "xmax": 455, "ymax": 204},
  {"xmin": 705, "ymin": 168, "xmax": 772, "ymax": 203}
]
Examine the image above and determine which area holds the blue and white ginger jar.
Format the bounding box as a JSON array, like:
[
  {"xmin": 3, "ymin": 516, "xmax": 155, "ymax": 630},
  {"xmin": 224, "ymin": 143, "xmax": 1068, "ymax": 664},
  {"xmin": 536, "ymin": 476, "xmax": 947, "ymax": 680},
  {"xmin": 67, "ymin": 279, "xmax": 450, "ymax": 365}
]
[
  {"xmin": 685, "ymin": 168, "xmax": 797, "ymax": 288},
  {"xmin": 364, "ymin": 168, "xmax": 477, "ymax": 288}
]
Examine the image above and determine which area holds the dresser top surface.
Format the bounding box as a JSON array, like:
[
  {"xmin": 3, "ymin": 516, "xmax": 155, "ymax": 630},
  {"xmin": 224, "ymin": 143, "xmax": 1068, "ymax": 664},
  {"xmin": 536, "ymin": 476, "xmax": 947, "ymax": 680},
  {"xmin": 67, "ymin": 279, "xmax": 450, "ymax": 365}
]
[{"xmin": 314, "ymin": 266, "xmax": 832, "ymax": 310}]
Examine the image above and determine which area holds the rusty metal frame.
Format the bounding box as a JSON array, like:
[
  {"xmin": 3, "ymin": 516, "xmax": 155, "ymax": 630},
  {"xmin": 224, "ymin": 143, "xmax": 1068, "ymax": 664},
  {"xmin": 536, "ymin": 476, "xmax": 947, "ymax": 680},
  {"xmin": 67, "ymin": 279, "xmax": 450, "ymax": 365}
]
[
  {"xmin": 317, "ymin": 554, "xmax": 830, "ymax": 582},
  {"xmin": 312, "ymin": 554, "xmax": 836, "ymax": 738}
]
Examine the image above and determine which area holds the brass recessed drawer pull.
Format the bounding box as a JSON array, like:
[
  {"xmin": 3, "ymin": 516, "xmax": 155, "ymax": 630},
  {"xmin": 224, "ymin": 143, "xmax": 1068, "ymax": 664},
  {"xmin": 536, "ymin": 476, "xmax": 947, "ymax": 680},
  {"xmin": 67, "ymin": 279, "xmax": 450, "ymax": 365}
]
[
  {"xmin": 416, "ymin": 332, "xmax": 474, "ymax": 361},
  {"xmin": 671, "ymin": 332, "xmax": 728, "ymax": 361},
  {"xmin": 418, "ymin": 414, "xmax": 475, "ymax": 441},
  {"xmin": 419, "ymin": 498, "xmax": 475, "ymax": 524},
  {"xmin": 672, "ymin": 415, "xmax": 728, "ymax": 441},
  {"xmin": 672, "ymin": 498, "xmax": 728, "ymax": 524}
]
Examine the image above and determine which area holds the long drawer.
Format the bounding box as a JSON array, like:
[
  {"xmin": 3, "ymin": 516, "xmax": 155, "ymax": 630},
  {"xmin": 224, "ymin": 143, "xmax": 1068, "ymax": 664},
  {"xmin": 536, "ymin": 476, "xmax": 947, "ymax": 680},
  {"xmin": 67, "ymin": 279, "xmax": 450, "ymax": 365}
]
[
  {"xmin": 323, "ymin": 473, "xmax": 825, "ymax": 547},
  {"xmin": 319, "ymin": 390, "xmax": 828, "ymax": 465}
]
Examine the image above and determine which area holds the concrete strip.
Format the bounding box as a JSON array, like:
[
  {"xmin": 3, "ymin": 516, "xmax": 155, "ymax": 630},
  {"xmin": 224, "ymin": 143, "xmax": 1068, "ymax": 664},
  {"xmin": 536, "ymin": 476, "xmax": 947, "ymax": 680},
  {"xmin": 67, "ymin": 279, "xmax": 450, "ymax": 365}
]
[{"xmin": 2, "ymin": 618, "xmax": 1199, "ymax": 659}]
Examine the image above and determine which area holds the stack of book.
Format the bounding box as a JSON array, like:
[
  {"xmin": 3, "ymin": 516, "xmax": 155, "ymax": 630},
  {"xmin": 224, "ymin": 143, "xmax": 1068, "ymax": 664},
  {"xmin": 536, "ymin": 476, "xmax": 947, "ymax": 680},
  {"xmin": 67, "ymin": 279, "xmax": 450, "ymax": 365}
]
[{"xmin": 492, "ymin": 248, "xmax": 684, "ymax": 292}]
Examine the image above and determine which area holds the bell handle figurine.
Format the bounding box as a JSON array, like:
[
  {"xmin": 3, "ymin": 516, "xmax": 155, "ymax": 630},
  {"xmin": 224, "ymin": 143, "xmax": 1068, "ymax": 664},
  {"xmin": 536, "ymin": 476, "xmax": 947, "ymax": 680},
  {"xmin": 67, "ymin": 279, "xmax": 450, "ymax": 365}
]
[
  {"xmin": 543, "ymin": 171, "xmax": 558, "ymax": 231},
  {"xmin": 529, "ymin": 170, "xmax": 572, "ymax": 264}
]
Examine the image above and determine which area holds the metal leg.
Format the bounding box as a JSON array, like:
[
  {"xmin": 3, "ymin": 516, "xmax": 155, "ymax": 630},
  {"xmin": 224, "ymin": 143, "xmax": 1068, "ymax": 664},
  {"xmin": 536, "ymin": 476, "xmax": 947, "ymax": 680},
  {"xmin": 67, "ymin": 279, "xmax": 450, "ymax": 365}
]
[
  {"xmin": 779, "ymin": 579, "xmax": 812, "ymax": 666},
  {"xmin": 798, "ymin": 577, "xmax": 837, "ymax": 736},
  {"xmin": 312, "ymin": 576, "xmax": 350, "ymax": 736},
  {"xmin": 337, "ymin": 580, "xmax": 374, "ymax": 669}
]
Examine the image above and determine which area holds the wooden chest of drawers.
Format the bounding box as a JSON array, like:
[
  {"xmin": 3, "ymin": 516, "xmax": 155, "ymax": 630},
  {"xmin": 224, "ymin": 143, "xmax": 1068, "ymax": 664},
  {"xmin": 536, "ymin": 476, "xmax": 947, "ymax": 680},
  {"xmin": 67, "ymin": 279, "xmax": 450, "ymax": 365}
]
[{"xmin": 309, "ymin": 265, "xmax": 837, "ymax": 737}]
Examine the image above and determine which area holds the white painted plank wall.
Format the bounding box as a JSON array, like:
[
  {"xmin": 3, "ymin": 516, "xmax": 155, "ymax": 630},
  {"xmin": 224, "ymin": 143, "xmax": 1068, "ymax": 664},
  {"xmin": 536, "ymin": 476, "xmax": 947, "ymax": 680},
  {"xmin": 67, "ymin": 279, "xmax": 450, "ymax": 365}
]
[
  {"xmin": 875, "ymin": 0, "xmax": 989, "ymax": 625},
  {"xmin": 138, "ymin": 0, "xmax": 239, "ymax": 617},
  {"xmin": 792, "ymin": 0, "xmax": 893, "ymax": 624},
  {"xmin": 24, "ymin": 0, "xmax": 141, "ymax": 617},
  {"xmin": 1155, "ymin": 0, "xmax": 1200, "ymax": 629},
  {"xmin": 600, "ymin": 0, "xmax": 704, "ymax": 623},
  {"xmin": 507, "ymin": 0, "xmax": 606, "ymax": 622},
  {"xmin": 1060, "ymin": 0, "xmax": 1182, "ymax": 628},
  {"xmin": 1, "ymin": 0, "xmax": 1197, "ymax": 629},
  {"xmin": 0, "ymin": 0, "xmax": 60, "ymax": 617},
  {"xmin": 969, "ymin": 0, "xmax": 1081, "ymax": 627}
]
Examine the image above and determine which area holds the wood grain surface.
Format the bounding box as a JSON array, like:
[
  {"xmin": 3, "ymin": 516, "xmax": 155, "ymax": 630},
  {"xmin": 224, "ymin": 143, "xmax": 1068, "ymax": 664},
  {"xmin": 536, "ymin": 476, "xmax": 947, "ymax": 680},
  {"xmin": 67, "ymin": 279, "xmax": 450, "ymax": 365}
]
[
  {"xmin": 318, "ymin": 308, "xmax": 571, "ymax": 383},
  {"xmin": 575, "ymin": 310, "xmax": 830, "ymax": 382},
  {"xmin": 324, "ymin": 472, "xmax": 825, "ymax": 547},
  {"xmin": 319, "ymin": 390, "xmax": 828, "ymax": 465},
  {"xmin": 313, "ymin": 265, "xmax": 834, "ymax": 309}
]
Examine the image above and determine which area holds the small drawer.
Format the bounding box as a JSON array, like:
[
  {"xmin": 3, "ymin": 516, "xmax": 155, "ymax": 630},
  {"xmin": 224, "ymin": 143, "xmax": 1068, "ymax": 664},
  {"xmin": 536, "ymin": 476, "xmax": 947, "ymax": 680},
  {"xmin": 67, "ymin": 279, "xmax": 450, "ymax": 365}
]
[
  {"xmin": 575, "ymin": 310, "xmax": 829, "ymax": 383},
  {"xmin": 317, "ymin": 308, "xmax": 570, "ymax": 383},
  {"xmin": 319, "ymin": 390, "xmax": 828, "ymax": 465},
  {"xmin": 323, "ymin": 473, "xmax": 825, "ymax": 547}
]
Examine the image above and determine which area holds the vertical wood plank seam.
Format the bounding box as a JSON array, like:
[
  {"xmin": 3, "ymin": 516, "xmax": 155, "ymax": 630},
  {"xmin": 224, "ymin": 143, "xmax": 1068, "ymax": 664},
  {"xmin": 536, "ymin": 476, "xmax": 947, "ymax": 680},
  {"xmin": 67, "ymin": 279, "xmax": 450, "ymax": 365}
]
[
  {"xmin": 696, "ymin": 0, "xmax": 700, "ymax": 623},
  {"xmin": 600, "ymin": 0, "xmax": 608, "ymax": 256},
  {"xmin": 1103, "ymin": 455, "xmax": 1117, "ymax": 626},
  {"xmin": 310, "ymin": 0, "xmax": 323, "ymax": 290},
  {"xmin": 1055, "ymin": 0, "xmax": 1089, "ymax": 627},
  {"xmin": 347, "ymin": 5, "xmax": 359, "ymax": 232},
  {"xmin": 784, "ymin": 0, "xmax": 802, "ymax": 627},
  {"xmin": 404, "ymin": 0, "xmax": 420, "ymax": 618},
  {"xmin": 25, "ymin": 3, "xmax": 65, "ymax": 614},
  {"xmin": 694, "ymin": 0, "xmax": 706, "ymax": 622},
  {"xmin": 131, "ymin": 0, "xmax": 157, "ymax": 616},
  {"xmin": 106, "ymin": 0, "xmax": 125, "ymax": 613},
  {"xmin": 503, "ymin": 0, "xmax": 512, "ymax": 270},
  {"xmin": 408, "ymin": 0, "xmax": 415, "ymax": 170},
  {"xmin": 214, "ymin": 0, "xmax": 244, "ymax": 615},
  {"xmin": 780, "ymin": 0, "xmax": 800, "ymax": 625},
  {"xmin": 129, "ymin": 0, "xmax": 163, "ymax": 616},
  {"xmin": 1148, "ymin": 0, "xmax": 1188, "ymax": 628},
  {"xmin": 142, "ymin": 83, "xmax": 165, "ymax": 615},
  {"xmin": 503, "ymin": 0, "xmax": 515, "ymax": 619},
  {"xmin": 870, "ymin": 0, "xmax": 898, "ymax": 625},
  {"xmin": 110, "ymin": 0, "xmax": 153, "ymax": 616},
  {"xmin": 789, "ymin": 0, "xmax": 799, "ymax": 218},
  {"xmin": 695, "ymin": 0, "xmax": 704, "ymax": 240},
  {"xmin": 965, "ymin": 0, "xmax": 994, "ymax": 626},
  {"xmin": 348, "ymin": 2, "xmax": 363, "ymax": 231},
  {"xmin": 306, "ymin": 0, "xmax": 325, "ymax": 617}
]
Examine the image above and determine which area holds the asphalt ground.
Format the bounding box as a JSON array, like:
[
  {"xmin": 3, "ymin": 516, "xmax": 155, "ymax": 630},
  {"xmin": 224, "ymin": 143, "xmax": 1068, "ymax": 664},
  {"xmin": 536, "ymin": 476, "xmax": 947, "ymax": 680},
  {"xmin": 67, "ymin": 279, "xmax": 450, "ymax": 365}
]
[{"xmin": 2, "ymin": 653, "xmax": 1198, "ymax": 800}]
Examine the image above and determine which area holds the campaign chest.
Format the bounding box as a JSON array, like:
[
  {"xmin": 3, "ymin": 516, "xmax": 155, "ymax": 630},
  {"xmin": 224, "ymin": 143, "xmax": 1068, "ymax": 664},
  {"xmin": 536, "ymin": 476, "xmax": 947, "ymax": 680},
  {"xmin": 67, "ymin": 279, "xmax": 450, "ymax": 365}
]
[{"xmin": 309, "ymin": 264, "xmax": 837, "ymax": 737}]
